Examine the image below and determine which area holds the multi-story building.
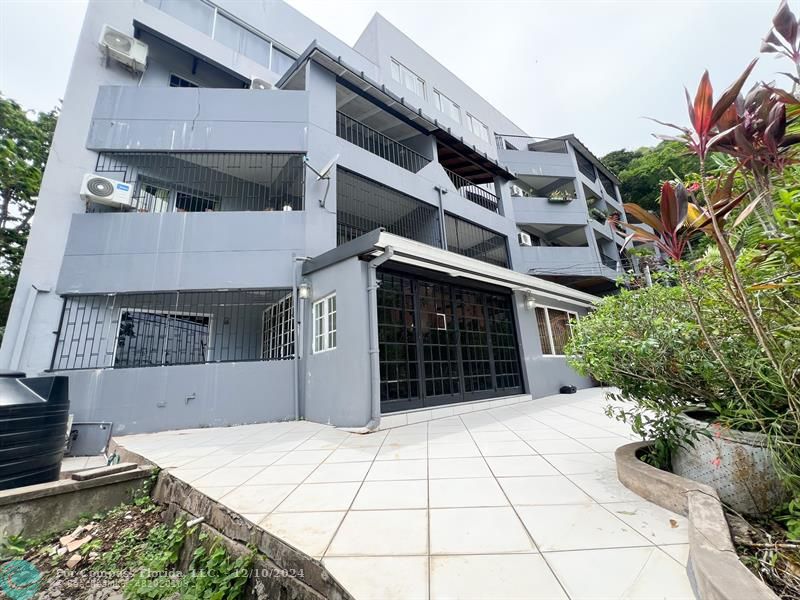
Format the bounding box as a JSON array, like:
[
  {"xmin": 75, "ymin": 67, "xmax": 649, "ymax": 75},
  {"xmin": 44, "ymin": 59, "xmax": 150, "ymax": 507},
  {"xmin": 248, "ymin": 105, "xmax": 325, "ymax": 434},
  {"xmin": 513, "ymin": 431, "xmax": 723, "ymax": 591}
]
[{"xmin": 0, "ymin": 0, "xmax": 631, "ymax": 435}]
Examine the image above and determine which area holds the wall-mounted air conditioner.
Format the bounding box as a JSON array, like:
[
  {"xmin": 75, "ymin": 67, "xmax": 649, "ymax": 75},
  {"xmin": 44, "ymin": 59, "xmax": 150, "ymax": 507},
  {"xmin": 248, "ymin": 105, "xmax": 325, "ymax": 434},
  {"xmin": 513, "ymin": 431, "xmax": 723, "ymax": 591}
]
[
  {"xmin": 80, "ymin": 174, "xmax": 133, "ymax": 208},
  {"xmin": 250, "ymin": 78, "xmax": 272, "ymax": 90},
  {"xmin": 99, "ymin": 25, "xmax": 148, "ymax": 73},
  {"xmin": 518, "ymin": 231, "xmax": 533, "ymax": 247}
]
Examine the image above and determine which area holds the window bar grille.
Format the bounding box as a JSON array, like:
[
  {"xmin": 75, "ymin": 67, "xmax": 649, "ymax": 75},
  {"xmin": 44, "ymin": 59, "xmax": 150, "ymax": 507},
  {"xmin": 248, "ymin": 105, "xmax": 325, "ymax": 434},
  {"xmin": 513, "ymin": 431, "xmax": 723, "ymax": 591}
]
[
  {"xmin": 92, "ymin": 152, "xmax": 305, "ymax": 213},
  {"xmin": 51, "ymin": 289, "xmax": 295, "ymax": 371},
  {"xmin": 443, "ymin": 168, "xmax": 500, "ymax": 213},
  {"xmin": 336, "ymin": 111, "xmax": 431, "ymax": 174}
]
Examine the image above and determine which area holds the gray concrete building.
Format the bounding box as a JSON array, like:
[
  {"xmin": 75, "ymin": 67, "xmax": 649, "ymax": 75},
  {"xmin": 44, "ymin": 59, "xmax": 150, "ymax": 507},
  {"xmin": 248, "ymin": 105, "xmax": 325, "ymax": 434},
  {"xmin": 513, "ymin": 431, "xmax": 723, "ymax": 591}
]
[{"xmin": 0, "ymin": 0, "xmax": 631, "ymax": 435}]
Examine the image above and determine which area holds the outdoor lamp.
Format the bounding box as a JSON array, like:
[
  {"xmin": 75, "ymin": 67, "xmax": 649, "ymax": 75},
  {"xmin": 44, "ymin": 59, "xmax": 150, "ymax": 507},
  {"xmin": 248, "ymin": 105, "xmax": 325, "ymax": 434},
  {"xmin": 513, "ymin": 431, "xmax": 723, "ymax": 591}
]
[
  {"xmin": 298, "ymin": 280, "xmax": 312, "ymax": 300},
  {"xmin": 524, "ymin": 293, "xmax": 536, "ymax": 311}
]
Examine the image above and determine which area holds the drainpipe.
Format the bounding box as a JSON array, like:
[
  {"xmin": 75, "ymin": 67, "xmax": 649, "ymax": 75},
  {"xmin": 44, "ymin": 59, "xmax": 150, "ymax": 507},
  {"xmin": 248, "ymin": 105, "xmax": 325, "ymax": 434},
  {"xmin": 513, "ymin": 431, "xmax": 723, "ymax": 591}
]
[
  {"xmin": 293, "ymin": 255, "xmax": 311, "ymax": 421},
  {"xmin": 433, "ymin": 186, "xmax": 448, "ymax": 248},
  {"xmin": 364, "ymin": 246, "xmax": 395, "ymax": 431}
]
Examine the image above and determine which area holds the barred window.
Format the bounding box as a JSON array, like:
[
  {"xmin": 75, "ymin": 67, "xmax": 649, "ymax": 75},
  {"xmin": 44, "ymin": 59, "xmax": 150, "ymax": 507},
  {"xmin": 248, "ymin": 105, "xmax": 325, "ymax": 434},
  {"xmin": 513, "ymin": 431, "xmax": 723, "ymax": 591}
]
[
  {"xmin": 535, "ymin": 306, "xmax": 578, "ymax": 356},
  {"xmin": 51, "ymin": 289, "xmax": 293, "ymax": 370},
  {"xmin": 262, "ymin": 294, "xmax": 295, "ymax": 360},
  {"xmin": 313, "ymin": 294, "xmax": 337, "ymax": 353}
]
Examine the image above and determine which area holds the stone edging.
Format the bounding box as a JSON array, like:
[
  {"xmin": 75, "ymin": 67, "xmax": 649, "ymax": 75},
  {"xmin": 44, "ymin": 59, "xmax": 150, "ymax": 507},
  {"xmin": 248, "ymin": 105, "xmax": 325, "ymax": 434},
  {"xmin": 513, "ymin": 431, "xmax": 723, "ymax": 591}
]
[
  {"xmin": 615, "ymin": 441, "xmax": 780, "ymax": 600},
  {"xmin": 111, "ymin": 439, "xmax": 355, "ymax": 600}
]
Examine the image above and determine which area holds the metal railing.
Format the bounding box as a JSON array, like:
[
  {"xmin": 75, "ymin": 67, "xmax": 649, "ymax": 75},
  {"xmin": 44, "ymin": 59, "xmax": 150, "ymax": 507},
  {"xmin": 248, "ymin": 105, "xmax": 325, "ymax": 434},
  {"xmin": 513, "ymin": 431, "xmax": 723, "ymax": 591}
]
[
  {"xmin": 93, "ymin": 152, "xmax": 305, "ymax": 213},
  {"xmin": 336, "ymin": 112, "xmax": 430, "ymax": 174},
  {"xmin": 51, "ymin": 289, "xmax": 294, "ymax": 371},
  {"xmin": 444, "ymin": 169, "xmax": 500, "ymax": 213}
]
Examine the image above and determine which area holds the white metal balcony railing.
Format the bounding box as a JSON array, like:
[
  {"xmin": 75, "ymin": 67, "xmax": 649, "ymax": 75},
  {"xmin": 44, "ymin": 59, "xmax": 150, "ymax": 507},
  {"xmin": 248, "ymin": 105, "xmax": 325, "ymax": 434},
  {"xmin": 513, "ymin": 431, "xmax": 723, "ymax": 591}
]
[{"xmin": 336, "ymin": 111, "xmax": 430, "ymax": 174}]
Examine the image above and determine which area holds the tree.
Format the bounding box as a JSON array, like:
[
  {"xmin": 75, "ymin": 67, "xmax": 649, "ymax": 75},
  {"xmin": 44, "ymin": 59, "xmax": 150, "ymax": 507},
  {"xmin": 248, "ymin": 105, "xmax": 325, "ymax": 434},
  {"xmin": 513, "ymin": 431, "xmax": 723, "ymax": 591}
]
[
  {"xmin": 0, "ymin": 95, "xmax": 58, "ymax": 330},
  {"xmin": 602, "ymin": 141, "xmax": 701, "ymax": 211}
]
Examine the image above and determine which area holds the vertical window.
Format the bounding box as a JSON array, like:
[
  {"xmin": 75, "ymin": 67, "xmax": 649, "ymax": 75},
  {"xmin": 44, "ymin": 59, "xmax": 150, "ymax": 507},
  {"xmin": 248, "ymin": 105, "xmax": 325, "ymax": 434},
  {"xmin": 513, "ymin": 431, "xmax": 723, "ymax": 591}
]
[
  {"xmin": 271, "ymin": 47, "xmax": 294, "ymax": 76},
  {"xmin": 390, "ymin": 58, "xmax": 425, "ymax": 98},
  {"xmin": 158, "ymin": 0, "xmax": 215, "ymax": 36},
  {"xmin": 467, "ymin": 114, "xmax": 489, "ymax": 142},
  {"xmin": 433, "ymin": 90, "xmax": 461, "ymax": 124},
  {"xmin": 313, "ymin": 294, "xmax": 337, "ymax": 353},
  {"xmin": 262, "ymin": 294, "xmax": 294, "ymax": 359},
  {"xmin": 535, "ymin": 307, "xmax": 577, "ymax": 356}
]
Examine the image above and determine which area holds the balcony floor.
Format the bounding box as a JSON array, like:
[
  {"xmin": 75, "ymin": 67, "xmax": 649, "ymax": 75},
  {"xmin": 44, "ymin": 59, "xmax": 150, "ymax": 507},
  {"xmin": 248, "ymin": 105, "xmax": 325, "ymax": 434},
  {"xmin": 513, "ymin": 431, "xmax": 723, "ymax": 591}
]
[{"xmin": 114, "ymin": 387, "xmax": 693, "ymax": 600}]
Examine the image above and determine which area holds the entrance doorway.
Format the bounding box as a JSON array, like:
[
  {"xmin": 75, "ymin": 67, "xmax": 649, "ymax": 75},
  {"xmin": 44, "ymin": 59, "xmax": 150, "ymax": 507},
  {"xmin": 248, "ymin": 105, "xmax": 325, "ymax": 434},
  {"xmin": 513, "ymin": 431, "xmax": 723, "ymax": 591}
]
[{"xmin": 377, "ymin": 269, "xmax": 523, "ymax": 413}]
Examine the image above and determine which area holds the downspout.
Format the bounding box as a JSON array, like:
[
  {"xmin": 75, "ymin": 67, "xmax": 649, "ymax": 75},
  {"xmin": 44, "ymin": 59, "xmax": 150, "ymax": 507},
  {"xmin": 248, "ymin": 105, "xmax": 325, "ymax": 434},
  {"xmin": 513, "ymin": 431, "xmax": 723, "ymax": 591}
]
[
  {"xmin": 364, "ymin": 246, "xmax": 395, "ymax": 431},
  {"xmin": 293, "ymin": 255, "xmax": 311, "ymax": 421},
  {"xmin": 433, "ymin": 186, "xmax": 448, "ymax": 248}
]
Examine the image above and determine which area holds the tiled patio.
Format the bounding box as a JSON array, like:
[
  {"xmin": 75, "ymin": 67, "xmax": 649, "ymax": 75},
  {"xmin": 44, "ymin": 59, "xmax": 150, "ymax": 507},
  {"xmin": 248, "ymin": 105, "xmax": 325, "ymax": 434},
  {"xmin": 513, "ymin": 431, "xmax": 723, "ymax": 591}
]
[{"xmin": 115, "ymin": 387, "xmax": 695, "ymax": 600}]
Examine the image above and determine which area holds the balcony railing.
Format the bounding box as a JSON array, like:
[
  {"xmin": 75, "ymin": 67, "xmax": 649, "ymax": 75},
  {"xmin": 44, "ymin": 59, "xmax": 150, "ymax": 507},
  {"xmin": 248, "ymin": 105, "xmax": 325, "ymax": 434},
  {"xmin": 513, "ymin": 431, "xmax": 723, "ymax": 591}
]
[
  {"xmin": 336, "ymin": 111, "xmax": 430, "ymax": 174},
  {"xmin": 445, "ymin": 168, "xmax": 500, "ymax": 213}
]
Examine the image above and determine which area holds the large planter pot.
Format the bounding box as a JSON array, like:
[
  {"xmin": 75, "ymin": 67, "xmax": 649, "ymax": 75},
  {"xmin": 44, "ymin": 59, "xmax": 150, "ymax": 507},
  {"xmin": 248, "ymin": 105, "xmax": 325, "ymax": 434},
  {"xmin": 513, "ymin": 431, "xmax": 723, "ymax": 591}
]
[{"xmin": 671, "ymin": 411, "xmax": 786, "ymax": 515}]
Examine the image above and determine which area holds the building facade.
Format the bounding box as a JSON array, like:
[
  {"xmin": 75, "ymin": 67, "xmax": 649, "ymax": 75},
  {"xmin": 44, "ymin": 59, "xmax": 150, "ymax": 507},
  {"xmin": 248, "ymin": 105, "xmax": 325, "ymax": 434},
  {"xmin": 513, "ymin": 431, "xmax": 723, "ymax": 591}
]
[{"xmin": 0, "ymin": 0, "xmax": 629, "ymax": 434}]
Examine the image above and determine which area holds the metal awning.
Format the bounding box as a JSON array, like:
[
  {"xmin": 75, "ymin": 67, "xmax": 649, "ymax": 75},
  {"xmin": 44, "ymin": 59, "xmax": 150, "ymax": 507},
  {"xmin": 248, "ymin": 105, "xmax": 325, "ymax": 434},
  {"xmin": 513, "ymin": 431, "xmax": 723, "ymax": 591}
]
[{"xmin": 303, "ymin": 229, "xmax": 599, "ymax": 308}]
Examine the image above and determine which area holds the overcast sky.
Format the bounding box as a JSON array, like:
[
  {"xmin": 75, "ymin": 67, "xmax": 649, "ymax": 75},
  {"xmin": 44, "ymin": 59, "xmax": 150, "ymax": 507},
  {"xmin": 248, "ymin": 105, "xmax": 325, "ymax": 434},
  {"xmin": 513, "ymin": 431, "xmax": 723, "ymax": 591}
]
[{"xmin": 0, "ymin": 0, "xmax": 786, "ymax": 155}]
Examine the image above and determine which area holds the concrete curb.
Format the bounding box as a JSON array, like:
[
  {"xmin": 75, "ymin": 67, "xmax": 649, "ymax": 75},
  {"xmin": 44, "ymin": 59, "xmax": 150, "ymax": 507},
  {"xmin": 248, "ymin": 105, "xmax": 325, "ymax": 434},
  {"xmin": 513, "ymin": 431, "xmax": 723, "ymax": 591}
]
[{"xmin": 615, "ymin": 441, "xmax": 780, "ymax": 600}]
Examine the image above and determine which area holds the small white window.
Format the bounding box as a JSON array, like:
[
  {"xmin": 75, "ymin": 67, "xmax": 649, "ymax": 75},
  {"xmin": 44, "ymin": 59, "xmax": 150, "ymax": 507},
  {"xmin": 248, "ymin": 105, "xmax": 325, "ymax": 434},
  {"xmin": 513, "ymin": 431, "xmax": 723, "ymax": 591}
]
[
  {"xmin": 390, "ymin": 58, "xmax": 425, "ymax": 98},
  {"xmin": 535, "ymin": 306, "xmax": 578, "ymax": 356},
  {"xmin": 467, "ymin": 113, "xmax": 489, "ymax": 142},
  {"xmin": 313, "ymin": 294, "xmax": 337, "ymax": 353},
  {"xmin": 433, "ymin": 89, "xmax": 461, "ymax": 124}
]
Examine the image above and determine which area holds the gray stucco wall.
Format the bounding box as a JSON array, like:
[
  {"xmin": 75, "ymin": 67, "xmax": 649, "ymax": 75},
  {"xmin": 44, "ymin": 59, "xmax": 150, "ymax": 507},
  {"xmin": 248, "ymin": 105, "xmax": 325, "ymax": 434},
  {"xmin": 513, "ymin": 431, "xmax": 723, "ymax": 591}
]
[{"xmin": 62, "ymin": 359, "xmax": 295, "ymax": 435}]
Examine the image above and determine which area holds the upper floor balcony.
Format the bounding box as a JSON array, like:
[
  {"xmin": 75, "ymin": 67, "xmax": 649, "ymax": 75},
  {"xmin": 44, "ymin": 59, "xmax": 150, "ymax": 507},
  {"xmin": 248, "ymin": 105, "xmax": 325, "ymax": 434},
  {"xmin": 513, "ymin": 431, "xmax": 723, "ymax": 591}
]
[
  {"xmin": 88, "ymin": 85, "xmax": 309, "ymax": 153},
  {"xmin": 495, "ymin": 135, "xmax": 575, "ymax": 179}
]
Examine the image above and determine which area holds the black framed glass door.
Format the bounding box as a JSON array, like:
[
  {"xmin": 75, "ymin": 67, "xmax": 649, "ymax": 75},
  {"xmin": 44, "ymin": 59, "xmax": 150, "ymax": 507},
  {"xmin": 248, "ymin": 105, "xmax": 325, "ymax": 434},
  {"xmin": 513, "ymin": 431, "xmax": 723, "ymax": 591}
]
[{"xmin": 378, "ymin": 269, "xmax": 523, "ymax": 413}]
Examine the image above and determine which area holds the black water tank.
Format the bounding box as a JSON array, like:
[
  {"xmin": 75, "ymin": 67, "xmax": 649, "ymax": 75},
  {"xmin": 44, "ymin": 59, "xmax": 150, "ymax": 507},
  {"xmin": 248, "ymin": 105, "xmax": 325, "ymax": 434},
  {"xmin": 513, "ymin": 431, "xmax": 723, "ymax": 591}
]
[{"xmin": 0, "ymin": 372, "xmax": 70, "ymax": 490}]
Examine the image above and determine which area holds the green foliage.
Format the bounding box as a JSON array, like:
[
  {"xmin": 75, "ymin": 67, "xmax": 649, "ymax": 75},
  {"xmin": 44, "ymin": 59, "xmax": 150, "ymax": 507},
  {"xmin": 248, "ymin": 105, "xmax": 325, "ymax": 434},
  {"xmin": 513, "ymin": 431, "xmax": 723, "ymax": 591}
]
[
  {"xmin": 179, "ymin": 536, "xmax": 253, "ymax": 600},
  {"xmin": 601, "ymin": 141, "xmax": 701, "ymax": 211},
  {"xmin": 0, "ymin": 95, "xmax": 58, "ymax": 331},
  {"xmin": 776, "ymin": 498, "xmax": 800, "ymax": 542}
]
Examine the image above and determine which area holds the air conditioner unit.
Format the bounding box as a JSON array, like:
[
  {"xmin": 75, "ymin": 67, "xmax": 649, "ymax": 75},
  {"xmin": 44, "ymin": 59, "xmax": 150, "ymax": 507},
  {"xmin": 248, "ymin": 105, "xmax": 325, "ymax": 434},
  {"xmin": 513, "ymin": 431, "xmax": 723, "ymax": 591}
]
[
  {"xmin": 99, "ymin": 25, "xmax": 148, "ymax": 73},
  {"xmin": 250, "ymin": 78, "xmax": 272, "ymax": 90},
  {"xmin": 518, "ymin": 231, "xmax": 533, "ymax": 247},
  {"xmin": 80, "ymin": 174, "xmax": 133, "ymax": 208}
]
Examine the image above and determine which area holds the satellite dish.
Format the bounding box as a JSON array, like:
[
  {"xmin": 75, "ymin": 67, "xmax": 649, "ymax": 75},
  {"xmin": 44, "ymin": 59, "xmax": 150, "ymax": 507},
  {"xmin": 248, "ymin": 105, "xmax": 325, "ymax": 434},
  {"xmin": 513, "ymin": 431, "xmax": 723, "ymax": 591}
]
[{"xmin": 317, "ymin": 154, "xmax": 339, "ymax": 180}]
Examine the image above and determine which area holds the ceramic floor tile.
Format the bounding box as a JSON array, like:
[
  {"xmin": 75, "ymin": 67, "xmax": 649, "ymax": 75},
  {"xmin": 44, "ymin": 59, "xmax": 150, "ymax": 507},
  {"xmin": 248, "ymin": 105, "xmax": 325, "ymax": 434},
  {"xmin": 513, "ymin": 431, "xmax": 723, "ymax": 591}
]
[
  {"xmin": 224, "ymin": 452, "xmax": 286, "ymax": 468},
  {"xmin": 660, "ymin": 543, "xmax": 690, "ymax": 566},
  {"xmin": 305, "ymin": 461, "xmax": 372, "ymax": 484},
  {"xmin": 375, "ymin": 443, "xmax": 428, "ymax": 461},
  {"xmin": 544, "ymin": 546, "xmax": 695, "ymax": 600},
  {"xmin": 325, "ymin": 447, "xmax": 382, "ymax": 463},
  {"xmin": 323, "ymin": 556, "xmax": 428, "ymax": 600},
  {"xmin": 352, "ymin": 480, "xmax": 428, "ymax": 510},
  {"xmin": 427, "ymin": 442, "xmax": 481, "ymax": 459},
  {"xmin": 192, "ymin": 485, "xmax": 236, "ymax": 501},
  {"xmin": 220, "ymin": 484, "xmax": 295, "ymax": 514},
  {"xmin": 430, "ymin": 554, "xmax": 567, "ymax": 600},
  {"xmin": 603, "ymin": 502, "xmax": 689, "ymax": 546},
  {"xmin": 528, "ymin": 439, "xmax": 593, "ymax": 454},
  {"xmin": 326, "ymin": 509, "xmax": 428, "ymax": 556},
  {"xmin": 275, "ymin": 482, "xmax": 361, "ymax": 512},
  {"xmin": 568, "ymin": 472, "xmax": 644, "ymax": 503},
  {"xmin": 575, "ymin": 437, "xmax": 628, "ymax": 453},
  {"xmin": 498, "ymin": 476, "xmax": 593, "ymax": 506},
  {"xmin": 484, "ymin": 455, "xmax": 560, "ymax": 477},
  {"xmin": 169, "ymin": 467, "xmax": 213, "ymax": 484},
  {"xmin": 469, "ymin": 430, "xmax": 523, "ymax": 443},
  {"xmin": 273, "ymin": 450, "xmax": 332, "ymax": 465},
  {"xmin": 247, "ymin": 463, "xmax": 318, "ymax": 485},
  {"xmin": 428, "ymin": 457, "xmax": 492, "ymax": 479},
  {"xmin": 366, "ymin": 459, "xmax": 427, "ymax": 481},
  {"xmin": 429, "ymin": 477, "xmax": 508, "ymax": 508},
  {"xmin": 476, "ymin": 440, "xmax": 537, "ymax": 457},
  {"xmin": 192, "ymin": 466, "xmax": 263, "ymax": 488},
  {"xmin": 544, "ymin": 453, "xmax": 616, "ymax": 475},
  {"xmin": 260, "ymin": 511, "xmax": 345, "ymax": 558},
  {"xmin": 517, "ymin": 504, "xmax": 651, "ymax": 551},
  {"xmin": 429, "ymin": 507, "xmax": 535, "ymax": 554}
]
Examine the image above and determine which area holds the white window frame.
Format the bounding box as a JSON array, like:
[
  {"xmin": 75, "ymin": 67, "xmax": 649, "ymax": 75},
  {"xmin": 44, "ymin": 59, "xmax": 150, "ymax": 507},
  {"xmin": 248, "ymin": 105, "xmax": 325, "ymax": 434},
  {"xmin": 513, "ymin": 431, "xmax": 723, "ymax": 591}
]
[
  {"xmin": 467, "ymin": 113, "xmax": 489, "ymax": 142},
  {"xmin": 261, "ymin": 293, "xmax": 294, "ymax": 360},
  {"xmin": 390, "ymin": 58, "xmax": 426, "ymax": 99},
  {"xmin": 536, "ymin": 305, "xmax": 578, "ymax": 357},
  {"xmin": 312, "ymin": 293, "xmax": 337, "ymax": 354},
  {"xmin": 433, "ymin": 89, "xmax": 461, "ymax": 124}
]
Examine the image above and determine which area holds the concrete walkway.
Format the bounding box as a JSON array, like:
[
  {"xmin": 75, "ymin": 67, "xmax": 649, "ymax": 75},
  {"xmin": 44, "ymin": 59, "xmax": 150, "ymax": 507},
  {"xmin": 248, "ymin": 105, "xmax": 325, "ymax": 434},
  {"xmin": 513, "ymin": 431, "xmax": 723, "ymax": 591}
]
[{"xmin": 115, "ymin": 388, "xmax": 695, "ymax": 600}]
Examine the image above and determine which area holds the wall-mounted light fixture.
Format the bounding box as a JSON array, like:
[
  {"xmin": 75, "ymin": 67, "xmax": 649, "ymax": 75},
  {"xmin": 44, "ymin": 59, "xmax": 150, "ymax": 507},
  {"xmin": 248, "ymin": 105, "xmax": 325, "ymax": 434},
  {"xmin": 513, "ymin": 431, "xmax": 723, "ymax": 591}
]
[
  {"xmin": 524, "ymin": 292, "xmax": 536, "ymax": 311},
  {"xmin": 298, "ymin": 280, "xmax": 312, "ymax": 300}
]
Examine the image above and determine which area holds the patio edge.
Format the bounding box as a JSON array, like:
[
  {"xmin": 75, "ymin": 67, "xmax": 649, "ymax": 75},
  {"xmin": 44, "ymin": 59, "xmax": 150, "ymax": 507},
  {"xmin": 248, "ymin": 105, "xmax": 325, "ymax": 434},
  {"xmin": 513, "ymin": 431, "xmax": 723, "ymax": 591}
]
[
  {"xmin": 111, "ymin": 440, "xmax": 356, "ymax": 600},
  {"xmin": 615, "ymin": 441, "xmax": 780, "ymax": 600}
]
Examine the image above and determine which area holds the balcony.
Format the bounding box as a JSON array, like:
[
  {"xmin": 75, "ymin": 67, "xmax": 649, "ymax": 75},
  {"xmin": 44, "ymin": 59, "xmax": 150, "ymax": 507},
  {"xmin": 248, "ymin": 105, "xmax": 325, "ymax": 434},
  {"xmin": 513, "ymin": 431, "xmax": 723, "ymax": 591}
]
[
  {"xmin": 518, "ymin": 245, "xmax": 606, "ymax": 277},
  {"xmin": 444, "ymin": 168, "xmax": 500, "ymax": 213},
  {"xmin": 336, "ymin": 111, "xmax": 431, "ymax": 174},
  {"xmin": 88, "ymin": 86, "xmax": 309, "ymax": 152}
]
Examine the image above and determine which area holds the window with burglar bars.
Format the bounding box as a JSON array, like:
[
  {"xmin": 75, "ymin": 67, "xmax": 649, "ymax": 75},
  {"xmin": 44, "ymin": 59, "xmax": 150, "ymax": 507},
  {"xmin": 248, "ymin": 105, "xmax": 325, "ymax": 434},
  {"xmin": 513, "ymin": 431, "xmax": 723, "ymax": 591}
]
[
  {"xmin": 535, "ymin": 306, "xmax": 578, "ymax": 356},
  {"xmin": 51, "ymin": 289, "xmax": 294, "ymax": 371},
  {"xmin": 261, "ymin": 293, "xmax": 294, "ymax": 360},
  {"xmin": 92, "ymin": 152, "xmax": 304, "ymax": 213},
  {"xmin": 444, "ymin": 214, "xmax": 509, "ymax": 268},
  {"xmin": 336, "ymin": 168, "xmax": 442, "ymax": 247}
]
